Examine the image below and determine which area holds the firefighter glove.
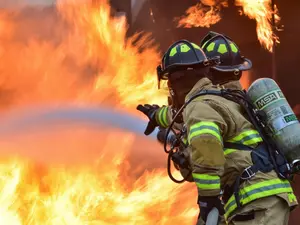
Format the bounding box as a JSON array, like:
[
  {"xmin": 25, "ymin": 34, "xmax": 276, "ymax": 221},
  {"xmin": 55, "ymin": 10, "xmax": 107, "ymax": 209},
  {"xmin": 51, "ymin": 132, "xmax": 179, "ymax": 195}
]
[{"xmin": 136, "ymin": 104, "xmax": 160, "ymax": 135}]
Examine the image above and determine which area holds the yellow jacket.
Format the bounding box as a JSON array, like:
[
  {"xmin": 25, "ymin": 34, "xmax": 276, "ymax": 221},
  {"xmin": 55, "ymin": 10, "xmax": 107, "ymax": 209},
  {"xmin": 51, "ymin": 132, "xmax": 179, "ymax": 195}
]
[{"xmin": 156, "ymin": 78, "xmax": 297, "ymax": 220}]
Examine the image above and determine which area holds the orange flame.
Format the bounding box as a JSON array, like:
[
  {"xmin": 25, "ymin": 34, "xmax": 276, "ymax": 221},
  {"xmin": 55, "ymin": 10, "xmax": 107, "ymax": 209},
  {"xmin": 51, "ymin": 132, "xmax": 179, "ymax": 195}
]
[
  {"xmin": 0, "ymin": 127, "xmax": 198, "ymax": 224},
  {"xmin": 0, "ymin": 0, "xmax": 167, "ymax": 111},
  {"xmin": 177, "ymin": 0, "xmax": 228, "ymax": 28},
  {"xmin": 236, "ymin": 0, "xmax": 280, "ymax": 52},
  {"xmin": 177, "ymin": 0, "xmax": 281, "ymax": 52},
  {"xmin": 0, "ymin": 0, "xmax": 201, "ymax": 224}
]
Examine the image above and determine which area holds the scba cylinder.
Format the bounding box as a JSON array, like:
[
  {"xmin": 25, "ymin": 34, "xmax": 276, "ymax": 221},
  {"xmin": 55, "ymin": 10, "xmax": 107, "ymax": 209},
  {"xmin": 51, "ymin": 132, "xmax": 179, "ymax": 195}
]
[{"xmin": 247, "ymin": 78, "xmax": 300, "ymax": 165}]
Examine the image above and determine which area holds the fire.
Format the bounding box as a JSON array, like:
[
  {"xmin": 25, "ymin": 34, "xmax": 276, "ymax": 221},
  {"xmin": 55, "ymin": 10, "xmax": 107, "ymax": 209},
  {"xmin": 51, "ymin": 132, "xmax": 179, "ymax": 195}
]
[
  {"xmin": 177, "ymin": 0, "xmax": 228, "ymax": 28},
  {"xmin": 56, "ymin": 0, "xmax": 167, "ymax": 107},
  {"xmin": 0, "ymin": 0, "xmax": 167, "ymax": 111},
  {"xmin": 0, "ymin": 127, "xmax": 198, "ymax": 224},
  {"xmin": 177, "ymin": 0, "xmax": 281, "ymax": 52},
  {"xmin": 0, "ymin": 0, "xmax": 198, "ymax": 224},
  {"xmin": 236, "ymin": 0, "xmax": 280, "ymax": 52}
]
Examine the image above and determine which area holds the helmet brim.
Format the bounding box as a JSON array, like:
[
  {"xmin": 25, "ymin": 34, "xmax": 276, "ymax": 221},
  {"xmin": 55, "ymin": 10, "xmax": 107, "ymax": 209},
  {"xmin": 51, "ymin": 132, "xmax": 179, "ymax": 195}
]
[
  {"xmin": 211, "ymin": 57, "xmax": 252, "ymax": 72},
  {"xmin": 161, "ymin": 57, "xmax": 220, "ymax": 79}
]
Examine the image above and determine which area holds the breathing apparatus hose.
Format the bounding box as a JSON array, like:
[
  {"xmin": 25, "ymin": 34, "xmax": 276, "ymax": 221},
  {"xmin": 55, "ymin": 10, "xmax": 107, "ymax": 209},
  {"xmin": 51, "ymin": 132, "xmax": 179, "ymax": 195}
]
[
  {"xmin": 167, "ymin": 151, "xmax": 185, "ymax": 183},
  {"xmin": 157, "ymin": 127, "xmax": 188, "ymax": 183}
]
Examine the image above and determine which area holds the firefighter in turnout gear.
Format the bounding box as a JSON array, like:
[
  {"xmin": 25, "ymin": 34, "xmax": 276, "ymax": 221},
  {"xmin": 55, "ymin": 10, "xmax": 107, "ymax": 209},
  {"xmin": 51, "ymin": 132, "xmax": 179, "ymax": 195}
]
[
  {"xmin": 139, "ymin": 31, "xmax": 252, "ymax": 136},
  {"xmin": 178, "ymin": 32, "xmax": 254, "ymax": 185},
  {"xmin": 137, "ymin": 38, "xmax": 298, "ymax": 225},
  {"xmin": 200, "ymin": 31, "xmax": 252, "ymax": 91}
]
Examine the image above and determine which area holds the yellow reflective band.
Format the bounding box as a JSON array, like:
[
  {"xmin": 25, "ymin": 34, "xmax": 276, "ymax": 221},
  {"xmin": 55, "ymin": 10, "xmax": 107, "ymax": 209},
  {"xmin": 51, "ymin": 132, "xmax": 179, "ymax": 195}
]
[
  {"xmin": 193, "ymin": 173, "xmax": 220, "ymax": 190},
  {"xmin": 180, "ymin": 44, "xmax": 190, "ymax": 53},
  {"xmin": 228, "ymin": 130, "xmax": 259, "ymax": 142},
  {"xmin": 288, "ymin": 193, "xmax": 297, "ymax": 203},
  {"xmin": 157, "ymin": 107, "xmax": 168, "ymax": 128},
  {"xmin": 230, "ymin": 43, "xmax": 238, "ymax": 53},
  {"xmin": 243, "ymin": 137, "xmax": 263, "ymax": 146},
  {"xmin": 169, "ymin": 47, "xmax": 177, "ymax": 57},
  {"xmin": 224, "ymin": 149, "xmax": 237, "ymax": 156},
  {"xmin": 206, "ymin": 42, "xmax": 215, "ymax": 52},
  {"xmin": 192, "ymin": 43, "xmax": 201, "ymax": 49},
  {"xmin": 228, "ymin": 130, "xmax": 262, "ymax": 146},
  {"xmin": 188, "ymin": 121, "xmax": 222, "ymax": 144},
  {"xmin": 224, "ymin": 179, "xmax": 293, "ymax": 219},
  {"xmin": 217, "ymin": 44, "xmax": 227, "ymax": 54}
]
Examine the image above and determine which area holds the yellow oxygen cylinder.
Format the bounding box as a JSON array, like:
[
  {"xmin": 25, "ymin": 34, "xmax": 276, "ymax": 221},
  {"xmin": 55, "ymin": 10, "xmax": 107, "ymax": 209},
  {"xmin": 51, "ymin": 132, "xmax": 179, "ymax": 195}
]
[{"xmin": 247, "ymin": 78, "xmax": 300, "ymax": 165}]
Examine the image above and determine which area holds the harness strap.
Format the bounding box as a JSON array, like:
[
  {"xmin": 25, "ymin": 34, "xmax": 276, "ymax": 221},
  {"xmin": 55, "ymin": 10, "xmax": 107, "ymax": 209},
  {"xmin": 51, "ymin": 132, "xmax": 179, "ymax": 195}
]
[
  {"xmin": 224, "ymin": 142, "xmax": 253, "ymax": 151},
  {"xmin": 223, "ymin": 142, "xmax": 273, "ymax": 210}
]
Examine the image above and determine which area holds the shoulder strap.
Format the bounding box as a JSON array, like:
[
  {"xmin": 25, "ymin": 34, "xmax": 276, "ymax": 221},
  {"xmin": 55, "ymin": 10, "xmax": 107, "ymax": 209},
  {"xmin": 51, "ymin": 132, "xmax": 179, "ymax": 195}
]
[{"xmin": 223, "ymin": 142, "xmax": 254, "ymax": 151}]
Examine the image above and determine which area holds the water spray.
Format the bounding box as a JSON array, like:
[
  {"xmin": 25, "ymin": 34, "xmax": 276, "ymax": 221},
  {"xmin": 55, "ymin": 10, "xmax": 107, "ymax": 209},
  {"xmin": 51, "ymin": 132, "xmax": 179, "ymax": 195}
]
[{"xmin": 0, "ymin": 105, "xmax": 161, "ymax": 140}]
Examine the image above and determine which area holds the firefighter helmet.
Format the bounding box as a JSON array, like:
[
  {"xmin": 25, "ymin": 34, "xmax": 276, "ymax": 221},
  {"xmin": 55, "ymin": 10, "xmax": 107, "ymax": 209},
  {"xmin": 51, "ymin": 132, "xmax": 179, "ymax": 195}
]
[
  {"xmin": 156, "ymin": 40, "xmax": 219, "ymax": 89},
  {"xmin": 200, "ymin": 31, "xmax": 252, "ymax": 74}
]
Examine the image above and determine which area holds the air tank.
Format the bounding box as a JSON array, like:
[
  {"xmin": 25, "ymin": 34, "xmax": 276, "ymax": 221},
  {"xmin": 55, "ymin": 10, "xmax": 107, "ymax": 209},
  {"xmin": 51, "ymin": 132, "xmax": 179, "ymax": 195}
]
[{"xmin": 247, "ymin": 78, "xmax": 300, "ymax": 165}]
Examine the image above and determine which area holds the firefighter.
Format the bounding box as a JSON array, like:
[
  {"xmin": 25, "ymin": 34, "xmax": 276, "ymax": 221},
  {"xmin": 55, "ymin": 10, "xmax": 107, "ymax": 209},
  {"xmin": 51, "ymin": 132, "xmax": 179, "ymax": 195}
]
[
  {"xmin": 200, "ymin": 31, "xmax": 252, "ymax": 91},
  {"xmin": 137, "ymin": 39, "xmax": 297, "ymax": 224},
  {"xmin": 140, "ymin": 31, "xmax": 252, "ymax": 136},
  {"xmin": 141, "ymin": 32, "xmax": 253, "ymax": 182}
]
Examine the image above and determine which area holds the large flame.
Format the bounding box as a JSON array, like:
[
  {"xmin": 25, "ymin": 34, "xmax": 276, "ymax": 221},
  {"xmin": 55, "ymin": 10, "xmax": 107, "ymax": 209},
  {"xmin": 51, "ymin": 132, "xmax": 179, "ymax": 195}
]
[
  {"xmin": 177, "ymin": 0, "xmax": 228, "ymax": 28},
  {"xmin": 177, "ymin": 0, "xmax": 281, "ymax": 52},
  {"xmin": 0, "ymin": 126, "xmax": 198, "ymax": 224},
  {"xmin": 0, "ymin": 0, "xmax": 167, "ymax": 111},
  {"xmin": 236, "ymin": 0, "xmax": 280, "ymax": 52},
  {"xmin": 0, "ymin": 0, "xmax": 199, "ymax": 224}
]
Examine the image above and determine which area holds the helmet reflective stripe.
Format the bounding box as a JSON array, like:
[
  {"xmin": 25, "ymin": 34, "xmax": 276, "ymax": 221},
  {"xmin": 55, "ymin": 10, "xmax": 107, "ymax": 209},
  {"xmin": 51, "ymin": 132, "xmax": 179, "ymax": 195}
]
[
  {"xmin": 206, "ymin": 42, "xmax": 215, "ymax": 52},
  {"xmin": 169, "ymin": 47, "xmax": 177, "ymax": 57},
  {"xmin": 192, "ymin": 43, "xmax": 201, "ymax": 49},
  {"xmin": 230, "ymin": 43, "xmax": 238, "ymax": 53},
  {"xmin": 181, "ymin": 44, "xmax": 190, "ymax": 53},
  {"xmin": 169, "ymin": 43, "xmax": 201, "ymax": 57},
  {"xmin": 218, "ymin": 44, "xmax": 227, "ymax": 54},
  {"xmin": 205, "ymin": 41, "xmax": 239, "ymax": 54}
]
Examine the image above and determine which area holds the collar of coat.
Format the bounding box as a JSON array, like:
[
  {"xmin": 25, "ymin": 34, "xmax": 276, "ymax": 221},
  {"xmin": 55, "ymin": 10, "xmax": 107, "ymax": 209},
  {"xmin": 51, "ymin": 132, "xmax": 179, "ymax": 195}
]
[
  {"xmin": 185, "ymin": 77, "xmax": 214, "ymax": 101},
  {"xmin": 185, "ymin": 78, "xmax": 243, "ymax": 101}
]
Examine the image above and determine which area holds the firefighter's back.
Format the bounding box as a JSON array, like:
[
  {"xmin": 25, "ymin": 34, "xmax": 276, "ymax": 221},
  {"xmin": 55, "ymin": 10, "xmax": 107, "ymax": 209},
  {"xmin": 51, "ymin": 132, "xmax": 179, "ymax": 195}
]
[{"xmin": 199, "ymin": 89, "xmax": 297, "ymax": 224}]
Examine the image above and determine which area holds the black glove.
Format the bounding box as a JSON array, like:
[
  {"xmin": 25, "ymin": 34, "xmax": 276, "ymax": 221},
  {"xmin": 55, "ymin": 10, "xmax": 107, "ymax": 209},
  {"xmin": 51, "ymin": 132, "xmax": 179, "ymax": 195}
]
[
  {"xmin": 136, "ymin": 104, "xmax": 160, "ymax": 135},
  {"xmin": 197, "ymin": 195, "xmax": 225, "ymax": 222}
]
